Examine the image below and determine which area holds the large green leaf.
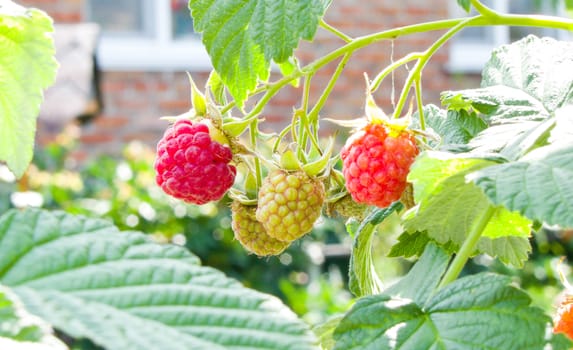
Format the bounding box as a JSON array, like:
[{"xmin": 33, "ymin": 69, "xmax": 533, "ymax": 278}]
[
  {"xmin": 482, "ymin": 36, "xmax": 573, "ymax": 113},
  {"xmin": 189, "ymin": 0, "xmax": 328, "ymax": 106},
  {"xmin": 0, "ymin": 209, "xmax": 318, "ymax": 350},
  {"xmin": 0, "ymin": 285, "xmax": 66, "ymax": 349},
  {"xmin": 442, "ymin": 36, "xmax": 573, "ymax": 124},
  {"xmin": 347, "ymin": 202, "xmax": 402, "ymax": 297},
  {"xmin": 441, "ymin": 36, "xmax": 573, "ymax": 160},
  {"xmin": 412, "ymin": 104, "xmax": 486, "ymax": 148},
  {"xmin": 0, "ymin": 2, "xmax": 57, "ymax": 178},
  {"xmin": 404, "ymin": 151, "xmax": 532, "ymax": 266},
  {"xmin": 469, "ymin": 142, "xmax": 573, "ymax": 228},
  {"xmin": 332, "ymin": 273, "xmax": 554, "ymax": 350},
  {"xmin": 384, "ymin": 243, "xmax": 450, "ymax": 305},
  {"xmin": 441, "ymin": 85, "xmax": 550, "ymax": 123}
]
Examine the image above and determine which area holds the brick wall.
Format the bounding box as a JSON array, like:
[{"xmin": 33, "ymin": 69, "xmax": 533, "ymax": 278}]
[{"xmin": 20, "ymin": 0, "xmax": 476, "ymax": 159}]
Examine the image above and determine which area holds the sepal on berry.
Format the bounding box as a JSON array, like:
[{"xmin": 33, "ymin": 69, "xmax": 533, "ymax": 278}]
[
  {"xmin": 187, "ymin": 72, "xmax": 207, "ymax": 117},
  {"xmin": 302, "ymin": 137, "xmax": 335, "ymax": 177}
]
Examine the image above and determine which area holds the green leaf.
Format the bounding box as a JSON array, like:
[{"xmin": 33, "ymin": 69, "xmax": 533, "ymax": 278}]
[
  {"xmin": 348, "ymin": 202, "xmax": 403, "ymax": 297},
  {"xmin": 313, "ymin": 315, "xmax": 344, "ymax": 350},
  {"xmin": 482, "ymin": 36, "xmax": 573, "ymax": 113},
  {"xmin": 189, "ymin": 0, "xmax": 327, "ymax": 106},
  {"xmin": 467, "ymin": 120, "xmax": 542, "ymax": 156},
  {"xmin": 442, "ymin": 36, "xmax": 573, "ymax": 162},
  {"xmin": 387, "ymin": 231, "xmax": 431, "ymax": 258},
  {"xmin": 469, "ymin": 142, "xmax": 573, "ymax": 228},
  {"xmin": 384, "ymin": 243, "xmax": 450, "ymax": 305},
  {"xmin": 0, "ymin": 209, "xmax": 318, "ymax": 350},
  {"xmin": 387, "ymin": 231, "xmax": 457, "ymax": 259},
  {"xmin": 0, "ymin": 285, "xmax": 66, "ymax": 349},
  {"xmin": 476, "ymin": 236, "xmax": 531, "ymax": 267},
  {"xmin": 413, "ymin": 104, "xmax": 487, "ymax": 147},
  {"xmin": 441, "ymin": 85, "xmax": 550, "ymax": 123},
  {"xmin": 405, "ymin": 152, "xmax": 532, "ymax": 267},
  {"xmin": 550, "ymin": 104, "xmax": 573, "ymax": 143},
  {"xmin": 0, "ymin": 2, "xmax": 58, "ymax": 178},
  {"xmin": 333, "ymin": 273, "xmax": 551, "ymax": 350},
  {"xmin": 457, "ymin": 0, "xmax": 471, "ymax": 12}
]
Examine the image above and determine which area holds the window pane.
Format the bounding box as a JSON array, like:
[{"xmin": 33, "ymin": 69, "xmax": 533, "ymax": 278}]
[
  {"xmin": 87, "ymin": 0, "xmax": 151, "ymax": 37},
  {"xmin": 171, "ymin": 0, "xmax": 196, "ymax": 39}
]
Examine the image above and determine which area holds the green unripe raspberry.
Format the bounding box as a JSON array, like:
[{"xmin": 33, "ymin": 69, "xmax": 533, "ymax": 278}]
[
  {"xmin": 231, "ymin": 201, "xmax": 290, "ymax": 256},
  {"xmin": 256, "ymin": 170, "xmax": 325, "ymax": 242},
  {"xmin": 327, "ymin": 194, "xmax": 369, "ymax": 221}
]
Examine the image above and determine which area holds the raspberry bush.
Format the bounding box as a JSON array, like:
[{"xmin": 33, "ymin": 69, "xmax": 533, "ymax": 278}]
[{"xmin": 3, "ymin": 0, "xmax": 573, "ymax": 349}]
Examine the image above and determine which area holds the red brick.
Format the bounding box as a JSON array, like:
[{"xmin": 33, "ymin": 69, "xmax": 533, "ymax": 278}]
[
  {"xmin": 93, "ymin": 115, "xmax": 130, "ymax": 129},
  {"xmin": 52, "ymin": 12, "xmax": 82, "ymax": 23},
  {"xmin": 159, "ymin": 100, "xmax": 191, "ymax": 110},
  {"xmin": 80, "ymin": 133, "xmax": 114, "ymax": 144}
]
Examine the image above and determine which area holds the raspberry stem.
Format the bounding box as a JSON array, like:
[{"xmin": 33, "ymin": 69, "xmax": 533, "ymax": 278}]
[
  {"xmin": 319, "ymin": 19, "xmax": 352, "ymax": 43},
  {"xmin": 250, "ymin": 119, "xmax": 262, "ymax": 191},
  {"xmin": 470, "ymin": 0, "xmax": 499, "ymax": 18},
  {"xmin": 393, "ymin": 17, "xmax": 475, "ymax": 119},
  {"xmin": 437, "ymin": 205, "xmax": 496, "ymax": 289}
]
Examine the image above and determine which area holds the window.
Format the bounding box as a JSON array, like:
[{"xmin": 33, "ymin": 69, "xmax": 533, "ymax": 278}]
[
  {"xmin": 86, "ymin": 0, "xmax": 211, "ymax": 71},
  {"xmin": 448, "ymin": 0, "xmax": 571, "ymax": 72}
]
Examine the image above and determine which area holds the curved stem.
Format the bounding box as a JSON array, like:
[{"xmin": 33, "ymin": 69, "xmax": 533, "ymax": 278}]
[
  {"xmin": 308, "ymin": 53, "xmax": 352, "ymax": 124},
  {"xmin": 370, "ymin": 52, "xmax": 422, "ymax": 92},
  {"xmin": 302, "ymin": 73, "xmax": 313, "ymax": 114},
  {"xmin": 414, "ymin": 75, "xmax": 427, "ymax": 143},
  {"xmin": 320, "ymin": 19, "xmax": 353, "ymax": 42},
  {"xmin": 438, "ymin": 205, "xmax": 496, "ymax": 289},
  {"xmin": 249, "ymin": 119, "xmax": 262, "ymax": 190},
  {"xmin": 470, "ymin": 0, "xmax": 499, "ymax": 17},
  {"xmin": 393, "ymin": 16, "xmax": 476, "ymax": 118},
  {"xmin": 244, "ymin": 13, "xmax": 573, "ymax": 121}
]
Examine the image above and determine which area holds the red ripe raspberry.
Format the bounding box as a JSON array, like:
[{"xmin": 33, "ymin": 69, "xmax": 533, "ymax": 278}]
[
  {"xmin": 340, "ymin": 123, "xmax": 419, "ymax": 208},
  {"xmin": 154, "ymin": 119, "xmax": 236, "ymax": 205},
  {"xmin": 554, "ymin": 295, "xmax": 573, "ymax": 340}
]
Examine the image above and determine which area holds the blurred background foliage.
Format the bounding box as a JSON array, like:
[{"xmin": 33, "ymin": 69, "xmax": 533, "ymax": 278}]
[{"xmin": 0, "ymin": 125, "xmax": 571, "ymax": 328}]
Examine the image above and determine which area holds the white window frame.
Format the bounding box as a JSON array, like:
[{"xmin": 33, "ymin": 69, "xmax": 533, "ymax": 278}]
[
  {"xmin": 87, "ymin": 0, "xmax": 212, "ymax": 71},
  {"xmin": 448, "ymin": 0, "xmax": 570, "ymax": 73}
]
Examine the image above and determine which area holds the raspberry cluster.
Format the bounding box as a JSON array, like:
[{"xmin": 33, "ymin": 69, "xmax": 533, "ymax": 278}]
[
  {"xmin": 155, "ymin": 119, "xmax": 236, "ymax": 205},
  {"xmin": 341, "ymin": 123, "xmax": 419, "ymax": 208}
]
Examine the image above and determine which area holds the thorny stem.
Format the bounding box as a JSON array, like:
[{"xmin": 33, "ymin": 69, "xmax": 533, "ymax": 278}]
[
  {"xmin": 438, "ymin": 205, "xmax": 496, "ymax": 289},
  {"xmin": 320, "ymin": 19, "xmax": 353, "ymax": 42}
]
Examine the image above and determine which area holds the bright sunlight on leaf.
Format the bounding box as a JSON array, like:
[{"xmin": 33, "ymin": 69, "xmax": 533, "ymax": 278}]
[
  {"xmin": 0, "ymin": 209, "xmax": 319, "ymax": 350},
  {"xmin": 0, "ymin": 1, "xmax": 57, "ymax": 178},
  {"xmin": 189, "ymin": 0, "xmax": 329, "ymax": 106}
]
